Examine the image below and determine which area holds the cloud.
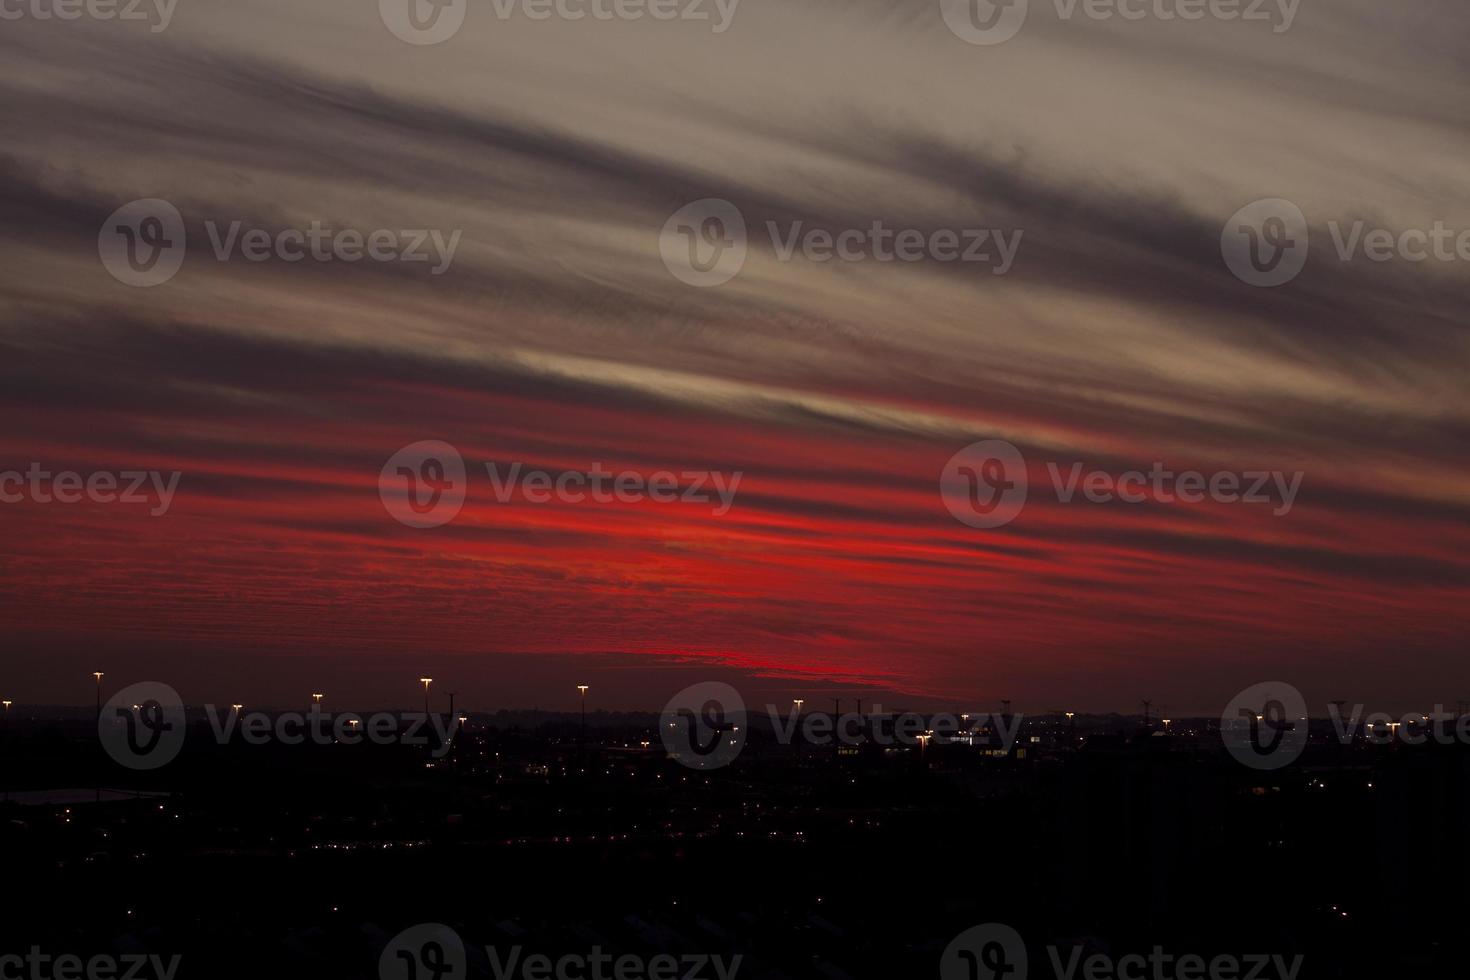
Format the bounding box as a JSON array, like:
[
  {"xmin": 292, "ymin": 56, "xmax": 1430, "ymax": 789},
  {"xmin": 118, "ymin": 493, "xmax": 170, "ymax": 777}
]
[{"xmin": 0, "ymin": 0, "xmax": 1466, "ymax": 709}]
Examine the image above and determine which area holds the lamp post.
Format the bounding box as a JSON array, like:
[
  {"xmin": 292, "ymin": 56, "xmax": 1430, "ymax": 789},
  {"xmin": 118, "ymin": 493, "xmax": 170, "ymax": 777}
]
[
  {"xmin": 312, "ymin": 693, "xmax": 324, "ymax": 705},
  {"xmin": 93, "ymin": 672, "xmax": 105, "ymax": 804},
  {"xmin": 1, "ymin": 700, "xmax": 10, "ymax": 804},
  {"xmin": 577, "ymin": 685, "xmax": 589, "ymax": 746},
  {"xmin": 793, "ymin": 700, "xmax": 804, "ymax": 759},
  {"xmin": 419, "ymin": 678, "xmax": 433, "ymax": 718}
]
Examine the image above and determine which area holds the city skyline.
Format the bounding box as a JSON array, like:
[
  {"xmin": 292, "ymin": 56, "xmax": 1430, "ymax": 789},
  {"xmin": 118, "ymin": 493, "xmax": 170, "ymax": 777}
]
[{"xmin": 3, "ymin": 668, "xmax": 1466, "ymax": 719}]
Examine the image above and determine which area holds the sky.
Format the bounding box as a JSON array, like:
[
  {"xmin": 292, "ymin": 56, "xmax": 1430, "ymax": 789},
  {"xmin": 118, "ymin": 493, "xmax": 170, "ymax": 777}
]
[{"xmin": 0, "ymin": 0, "xmax": 1466, "ymax": 715}]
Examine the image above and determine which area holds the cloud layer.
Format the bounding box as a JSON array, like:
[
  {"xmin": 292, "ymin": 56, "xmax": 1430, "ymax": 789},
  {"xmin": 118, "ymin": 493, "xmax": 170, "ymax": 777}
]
[{"xmin": 0, "ymin": 0, "xmax": 1467, "ymax": 712}]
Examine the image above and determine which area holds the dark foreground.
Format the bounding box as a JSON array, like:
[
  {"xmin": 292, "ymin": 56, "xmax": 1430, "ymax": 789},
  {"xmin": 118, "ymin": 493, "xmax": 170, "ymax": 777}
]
[{"xmin": 1, "ymin": 711, "xmax": 1464, "ymax": 979}]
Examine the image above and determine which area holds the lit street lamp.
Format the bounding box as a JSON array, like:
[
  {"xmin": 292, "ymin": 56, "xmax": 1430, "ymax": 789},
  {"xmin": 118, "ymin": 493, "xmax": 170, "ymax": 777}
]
[
  {"xmin": 419, "ymin": 678, "xmax": 433, "ymax": 717},
  {"xmin": 0, "ymin": 700, "xmax": 8, "ymax": 804},
  {"xmin": 792, "ymin": 700, "xmax": 804, "ymax": 759},
  {"xmin": 577, "ymin": 685, "xmax": 589, "ymax": 745},
  {"xmin": 92, "ymin": 672, "xmax": 105, "ymax": 805}
]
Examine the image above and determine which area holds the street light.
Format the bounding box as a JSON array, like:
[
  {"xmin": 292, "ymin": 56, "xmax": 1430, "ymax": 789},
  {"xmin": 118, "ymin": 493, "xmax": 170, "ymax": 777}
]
[
  {"xmin": 92, "ymin": 672, "xmax": 105, "ymax": 805},
  {"xmin": 420, "ymin": 678, "xmax": 433, "ymax": 717},
  {"xmin": 312, "ymin": 693, "xmax": 324, "ymax": 705},
  {"xmin": 0, "ymin": 700, "xmax": 8, "ymax": 804},
  {"xmin": 577, "ymin": 685, "xmax": 589, "ymax": 745}
]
